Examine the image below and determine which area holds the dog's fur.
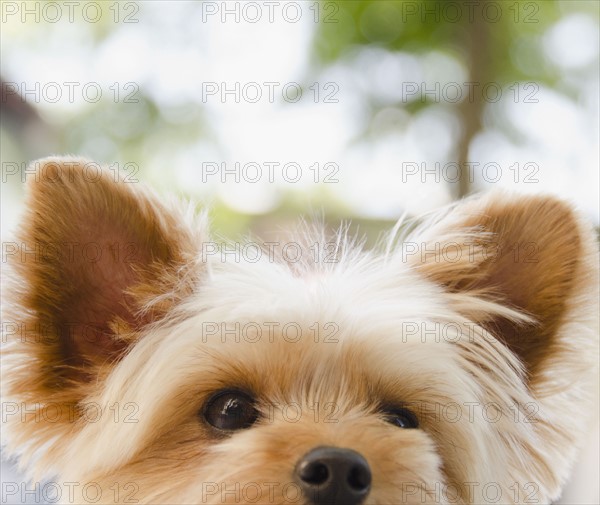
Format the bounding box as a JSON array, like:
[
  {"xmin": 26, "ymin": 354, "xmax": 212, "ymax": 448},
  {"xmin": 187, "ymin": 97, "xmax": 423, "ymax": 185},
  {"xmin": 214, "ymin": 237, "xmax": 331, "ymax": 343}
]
[{"xmin": 1, "ymin": 157, "xmax": 598, "ymax": 504}]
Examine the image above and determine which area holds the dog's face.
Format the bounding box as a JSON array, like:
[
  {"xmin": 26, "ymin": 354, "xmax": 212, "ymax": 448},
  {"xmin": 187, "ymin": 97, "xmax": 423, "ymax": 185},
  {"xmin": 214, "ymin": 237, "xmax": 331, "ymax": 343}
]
[{"xmin": 2, "ymin": 158, "xmax": 598, "ymax": 505}]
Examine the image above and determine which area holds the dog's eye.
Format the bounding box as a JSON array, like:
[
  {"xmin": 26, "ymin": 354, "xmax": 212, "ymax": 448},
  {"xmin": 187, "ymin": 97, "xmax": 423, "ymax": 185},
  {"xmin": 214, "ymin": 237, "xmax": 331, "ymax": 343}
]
[
  {"xmin": 382, "ymin": 407, "xmax": 419, "ymax": 429},
  {"xmin": 203, "ymin": 390, "xmax": 258, "ymax": 431}
]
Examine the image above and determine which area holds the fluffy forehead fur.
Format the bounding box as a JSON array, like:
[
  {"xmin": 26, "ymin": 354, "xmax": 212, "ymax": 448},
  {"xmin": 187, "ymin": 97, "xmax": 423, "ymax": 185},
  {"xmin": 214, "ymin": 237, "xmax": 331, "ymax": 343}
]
[{"xmin": 1, "ymin": 157, "xmax": 598, "ymax": 505}]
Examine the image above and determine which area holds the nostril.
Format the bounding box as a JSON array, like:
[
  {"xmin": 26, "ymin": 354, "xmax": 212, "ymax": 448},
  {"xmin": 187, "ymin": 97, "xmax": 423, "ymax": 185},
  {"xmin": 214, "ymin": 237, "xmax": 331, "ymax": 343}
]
[
  {"xmin": 295, "ymin": 447, "xmax": 371, "ymax": 505},
  {"xmin": 299, "ymin": 461, "xmax": 330, "ymax": 485},
  {"xmin": 348, "ymin": 464, "xmax": 371, "ymax": 491}
]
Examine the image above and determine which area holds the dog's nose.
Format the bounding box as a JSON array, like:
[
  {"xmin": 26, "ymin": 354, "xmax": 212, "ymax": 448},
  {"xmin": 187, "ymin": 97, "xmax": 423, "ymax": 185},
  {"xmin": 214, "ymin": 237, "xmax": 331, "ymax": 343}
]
[{"xmin": 295, "ymin": 446, "xmax": 371, "ymax": 505}]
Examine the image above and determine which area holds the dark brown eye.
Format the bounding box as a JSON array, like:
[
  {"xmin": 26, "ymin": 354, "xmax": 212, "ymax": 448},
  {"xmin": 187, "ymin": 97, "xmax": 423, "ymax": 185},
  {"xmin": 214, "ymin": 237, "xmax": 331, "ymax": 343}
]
[
  {"xmin": 203, "ymin": 390, "xmax": 258, "ymax": 431},
  {"xmin": 382, "ymin": 407, "xmax": 419, "ymax": 429}
]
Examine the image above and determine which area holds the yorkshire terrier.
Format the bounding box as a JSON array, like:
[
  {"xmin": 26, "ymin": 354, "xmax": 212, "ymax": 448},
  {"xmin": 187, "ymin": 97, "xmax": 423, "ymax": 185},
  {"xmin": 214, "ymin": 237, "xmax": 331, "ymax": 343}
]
[{"xmin": 2, "ymin": 157, "xmax": 598, "ymax": 504}]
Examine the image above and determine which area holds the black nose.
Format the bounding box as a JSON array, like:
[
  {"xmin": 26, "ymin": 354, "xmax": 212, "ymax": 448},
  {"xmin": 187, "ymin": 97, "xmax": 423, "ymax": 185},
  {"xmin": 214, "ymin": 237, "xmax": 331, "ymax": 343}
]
[{"xmin": 295, "ymin": 446, "xmax": 371, "ymax": 505}]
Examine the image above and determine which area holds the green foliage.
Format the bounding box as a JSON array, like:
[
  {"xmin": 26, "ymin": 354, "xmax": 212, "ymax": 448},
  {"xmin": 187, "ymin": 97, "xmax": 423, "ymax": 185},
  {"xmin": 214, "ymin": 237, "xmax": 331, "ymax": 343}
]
[{"xmin": 2, "ymin": 1, "xmax": 598, "ymax": 239}]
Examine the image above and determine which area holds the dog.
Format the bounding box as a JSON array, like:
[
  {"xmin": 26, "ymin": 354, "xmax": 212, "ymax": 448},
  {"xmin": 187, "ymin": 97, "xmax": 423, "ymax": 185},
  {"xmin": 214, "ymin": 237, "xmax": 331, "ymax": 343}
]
[{"xmin": 1, "ymin": 157, "xmax": 598, "ymax": 504}]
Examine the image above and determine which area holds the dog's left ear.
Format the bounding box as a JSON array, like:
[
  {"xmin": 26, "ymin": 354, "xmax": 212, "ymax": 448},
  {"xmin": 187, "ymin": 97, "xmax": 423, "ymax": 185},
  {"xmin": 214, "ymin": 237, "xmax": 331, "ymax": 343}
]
[
  {"xmin": 411, "ymin": 192, "xmax": 599, "ymax": 384},
  {"xmin": 5, "ymin": 157, "xmax": 205, "ymax": 401}
]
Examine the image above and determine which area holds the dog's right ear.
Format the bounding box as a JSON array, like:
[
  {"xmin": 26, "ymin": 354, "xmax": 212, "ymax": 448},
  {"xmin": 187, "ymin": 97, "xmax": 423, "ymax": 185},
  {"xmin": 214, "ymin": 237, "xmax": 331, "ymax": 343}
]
[{"xmin": 3, "ymin": 157, "xmax": 205, "ymax": 404}]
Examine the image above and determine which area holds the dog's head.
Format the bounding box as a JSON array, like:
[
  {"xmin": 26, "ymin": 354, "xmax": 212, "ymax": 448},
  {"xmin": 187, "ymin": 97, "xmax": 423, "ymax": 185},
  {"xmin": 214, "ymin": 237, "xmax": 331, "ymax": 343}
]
[{"xmin": 2, "ymin": 158, "xmax": 598, "ymax": 504}]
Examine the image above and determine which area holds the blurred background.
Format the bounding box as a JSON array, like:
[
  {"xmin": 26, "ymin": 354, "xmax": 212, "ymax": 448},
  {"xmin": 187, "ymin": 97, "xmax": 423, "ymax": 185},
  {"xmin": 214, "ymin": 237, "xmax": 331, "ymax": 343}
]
[{"xmin": 1, "ymin": 1, "xmax": 598, "ymax": 503}]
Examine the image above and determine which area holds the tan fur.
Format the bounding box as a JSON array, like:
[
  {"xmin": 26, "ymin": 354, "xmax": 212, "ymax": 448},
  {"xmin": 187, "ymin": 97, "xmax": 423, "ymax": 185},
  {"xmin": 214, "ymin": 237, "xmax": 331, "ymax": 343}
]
[
  {"xmin": 2, "ymin": 157, "xmax": 598, "ymax": 504},
  {"xmin": 415, "ymin": 195, "xmax": 586, "ymax": 378}
]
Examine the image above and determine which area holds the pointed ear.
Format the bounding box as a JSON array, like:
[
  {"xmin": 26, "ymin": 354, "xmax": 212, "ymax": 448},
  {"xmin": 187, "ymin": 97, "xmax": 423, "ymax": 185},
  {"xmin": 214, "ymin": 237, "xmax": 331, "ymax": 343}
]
[
  {"xmin": 411, "ymin": 192, "xmax": 599, "ymax": 382},
  {"xmin": 6, "ymin": 157, "xmax": 205, "ymax": 395}
]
